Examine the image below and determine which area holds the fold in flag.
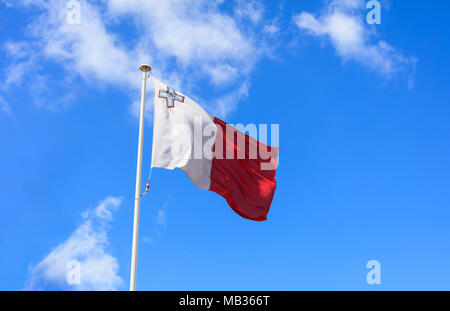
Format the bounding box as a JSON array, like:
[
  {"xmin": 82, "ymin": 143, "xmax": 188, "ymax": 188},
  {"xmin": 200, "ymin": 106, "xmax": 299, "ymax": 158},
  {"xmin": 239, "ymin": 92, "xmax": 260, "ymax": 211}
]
[{"xmin": 151, "ymin": 78, "xmax": 279, "ymax": 221}]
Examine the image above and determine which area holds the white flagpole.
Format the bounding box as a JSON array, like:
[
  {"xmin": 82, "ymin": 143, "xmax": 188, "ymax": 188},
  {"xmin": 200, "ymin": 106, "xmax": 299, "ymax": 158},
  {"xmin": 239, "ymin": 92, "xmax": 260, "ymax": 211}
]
[{"xmin": 130, "ymin": 64, "xmax": 152, "ymax": 291}]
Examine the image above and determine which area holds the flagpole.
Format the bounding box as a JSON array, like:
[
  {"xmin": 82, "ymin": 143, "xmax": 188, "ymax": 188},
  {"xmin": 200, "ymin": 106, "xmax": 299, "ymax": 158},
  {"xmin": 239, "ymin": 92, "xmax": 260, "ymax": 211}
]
[{"xmin": 130, "ymin": 64, "xmax": 152, "ymax": 291}]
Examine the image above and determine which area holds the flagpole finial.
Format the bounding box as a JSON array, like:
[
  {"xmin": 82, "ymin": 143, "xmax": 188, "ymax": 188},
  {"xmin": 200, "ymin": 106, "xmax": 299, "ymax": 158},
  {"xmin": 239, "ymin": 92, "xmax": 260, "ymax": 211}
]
[{"xmin": 139, "ymin": 64, "xmax": 152, "ymax": 72}]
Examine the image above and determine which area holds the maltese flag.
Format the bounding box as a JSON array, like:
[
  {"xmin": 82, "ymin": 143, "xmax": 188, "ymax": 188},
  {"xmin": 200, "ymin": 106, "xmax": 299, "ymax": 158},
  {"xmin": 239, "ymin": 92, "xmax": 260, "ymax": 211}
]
[{"xmin": 151, "ymin": 78, "xmax": 279, "ymax": 221}]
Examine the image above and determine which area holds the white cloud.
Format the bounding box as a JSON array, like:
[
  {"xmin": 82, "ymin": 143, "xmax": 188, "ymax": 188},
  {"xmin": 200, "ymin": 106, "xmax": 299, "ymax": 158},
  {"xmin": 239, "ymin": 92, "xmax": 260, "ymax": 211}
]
[
  {"xmin": 106, "ymin": 0, "xmax": 263, "ymax": 98},
  {"xmin": 155, "ymin": 199, "xmax": 169, "ymax": 228},
  {"xmin": 213, "ymin": 80, "xmax": 249, "ymax": 117},
  {"xmin": 156, "ymin": 209, "xmax": 167, "ymax": 228},
  {"xmin": 203, "ymin": 64, "xmax": 239, "ymax": 86},
  {"xmin": 0, "ymin": 95, "xmax": 12, "ymax": 116},
  {"xmin": 142, "ymin": 197, "xmax": 170, "ymax": 243},
  {"xmin": 2, "ymin": 41, "xmax": 37, "ymax": 90},
  {"xmin": 293, "ymin": 0, "xmax": 416, "ymax": 77},
  {"xmin": 28, "ymin": 0, "xmax": 139, "ymax": 89},
  {"xmin": 26, "ymin": 196, "xmax": 124, "ymax": 291},
  {"xmin": 2, "ymin": 0, "xmax": 273, "ymax": 117},
  {"xmin": 234, "ymin": 0, "xmax": 265, "ymax": 24},
  {"xmin": 263, "ymin": 23, "xmax": 280, "ymax": 36},
  {"xmin": 4, "ymin": 41, "xmax": 30, "ymax": 59}
]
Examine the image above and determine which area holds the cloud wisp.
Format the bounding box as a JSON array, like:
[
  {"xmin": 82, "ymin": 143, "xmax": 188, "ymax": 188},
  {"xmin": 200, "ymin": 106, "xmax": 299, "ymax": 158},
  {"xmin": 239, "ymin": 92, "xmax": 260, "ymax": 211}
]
[
  {"xmin": 26, "ymin": 196, "xmax": 124, "ymax": 291},
  {"xmin": 293, "ymin": 0, "xmax": 416, "ymax": 79},
  {"xmin": 0, "ymin": 95, "xmax": 13, "ymax": 116},
  {"xmin": 143, "ymin": 196, "xmax": 170, "ymax": 244}
]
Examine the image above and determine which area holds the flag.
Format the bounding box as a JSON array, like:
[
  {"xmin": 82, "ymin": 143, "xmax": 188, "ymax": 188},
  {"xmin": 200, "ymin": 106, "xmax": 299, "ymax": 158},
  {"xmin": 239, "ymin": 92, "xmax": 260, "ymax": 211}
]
[{"xmin": 151, "ymin": 78, "xmax": 279, "ymax": 221}]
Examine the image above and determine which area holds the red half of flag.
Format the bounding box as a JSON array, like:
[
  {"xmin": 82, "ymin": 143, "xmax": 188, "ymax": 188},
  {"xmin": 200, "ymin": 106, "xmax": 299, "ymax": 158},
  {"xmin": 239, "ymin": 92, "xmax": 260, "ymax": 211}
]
[{"xmin": 210, "ymin": 117, "xmax": 279, "ymax": 221}]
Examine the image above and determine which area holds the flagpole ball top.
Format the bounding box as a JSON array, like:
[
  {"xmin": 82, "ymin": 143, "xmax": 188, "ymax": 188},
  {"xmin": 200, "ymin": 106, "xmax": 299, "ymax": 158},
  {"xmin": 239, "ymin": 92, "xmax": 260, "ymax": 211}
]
[{"xmin": 139, "ymin": 64, "xmax": 152, "ymax": 72}]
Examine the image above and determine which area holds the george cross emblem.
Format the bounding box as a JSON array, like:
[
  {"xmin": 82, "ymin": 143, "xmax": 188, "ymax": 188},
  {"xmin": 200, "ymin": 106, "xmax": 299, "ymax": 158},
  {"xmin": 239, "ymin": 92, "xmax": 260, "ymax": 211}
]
[{"xmin": 158, "ymin": 87, "xmax": 185, "ymax": 108}]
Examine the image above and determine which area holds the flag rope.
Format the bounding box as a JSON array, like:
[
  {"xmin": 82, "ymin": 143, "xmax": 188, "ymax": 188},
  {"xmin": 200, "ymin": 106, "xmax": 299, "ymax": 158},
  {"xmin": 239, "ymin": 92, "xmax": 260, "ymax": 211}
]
[{"xmin": 139, "ymin": 166, "xmax": 153, "ymax": 199}]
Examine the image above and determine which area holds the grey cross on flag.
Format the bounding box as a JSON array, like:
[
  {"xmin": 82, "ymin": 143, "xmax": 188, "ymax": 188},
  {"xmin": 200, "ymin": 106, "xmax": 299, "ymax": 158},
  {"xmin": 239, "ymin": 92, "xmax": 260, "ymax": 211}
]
[{"xmin": 158, "ymin": 87, "xmax": 185, "ymax": 108}]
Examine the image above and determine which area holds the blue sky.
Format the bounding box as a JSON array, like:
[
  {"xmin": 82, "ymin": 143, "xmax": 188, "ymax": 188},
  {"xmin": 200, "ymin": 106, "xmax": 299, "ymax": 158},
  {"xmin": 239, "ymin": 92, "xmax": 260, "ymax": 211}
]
[{"xmin": 1, "ymin": 0, "xmax": 450, "ymax": 290}]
